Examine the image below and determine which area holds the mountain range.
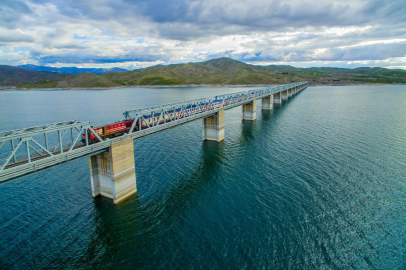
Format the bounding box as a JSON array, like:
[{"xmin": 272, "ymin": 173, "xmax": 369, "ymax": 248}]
[
  {"xmin": 17, "ymin": 64, "xmax": 128, "ymax": 75},
  {"xmin": 1, "ymin": 58, "xmax": 405, "ymax": 89}
]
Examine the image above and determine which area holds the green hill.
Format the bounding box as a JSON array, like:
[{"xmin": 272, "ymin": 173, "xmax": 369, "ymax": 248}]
[
  {"xmin": 19, "ymin": 73, "xmax": 121, "ymax": 89},
  {"xmin": 15, "ymin": 58, "xmax": 406, "ymax": 89},
  {"xmin": 102, "ymin": 58, "xmax": 281, "ymax": 86},
  {"xmin": 0, "ymin": 65, "xmax": 69, "ymax": 86}
]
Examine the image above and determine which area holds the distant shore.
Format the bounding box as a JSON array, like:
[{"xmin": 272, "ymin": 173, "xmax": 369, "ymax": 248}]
[{"xmin": 1, "ymin": 82, "xmax": 405, "ymax": 91}]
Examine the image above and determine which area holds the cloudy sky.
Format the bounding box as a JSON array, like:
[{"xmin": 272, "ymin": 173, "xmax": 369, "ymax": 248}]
[{"xmin": 1, "ymin": 0, "xmax": 405, "ymax": 70}]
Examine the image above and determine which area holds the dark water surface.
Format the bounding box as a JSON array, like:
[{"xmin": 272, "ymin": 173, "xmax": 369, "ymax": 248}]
[{"xmin": 0, "ymin": 85, "xmax": 405, "ymax": 269}]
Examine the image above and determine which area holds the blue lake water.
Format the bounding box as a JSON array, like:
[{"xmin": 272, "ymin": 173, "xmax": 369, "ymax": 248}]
[{"xmin": 0, "ymin": 85, "xmax": 405, "ymax": 269}]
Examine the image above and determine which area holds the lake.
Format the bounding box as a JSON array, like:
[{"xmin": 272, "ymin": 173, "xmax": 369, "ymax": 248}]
[{"xmin": 0, "ymin": 85, "xmax": 405, "ymax": 269}]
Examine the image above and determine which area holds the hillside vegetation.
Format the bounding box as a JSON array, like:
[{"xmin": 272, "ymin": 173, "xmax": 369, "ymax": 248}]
[
  {"xmin": 15, "ymin": 58, "xmax": 406, "ymax": 89},
  {"xmin": 102, "ymin": 58, "xmax": 406, "ymax": 86},
  {"xmin": 102, "ymin": 58, "xmax": 282, "ymax": 86},
  {"xmin": 19, "ymin": 73, "xmax": 121, "ymax": 89},
  {"xmin": 0, "ymin": 66, "xmax": 69, "ymax": 86}
]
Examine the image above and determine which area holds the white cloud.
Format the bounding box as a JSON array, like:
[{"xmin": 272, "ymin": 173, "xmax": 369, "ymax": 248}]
[{"xmin": 0, "ymin": 0, "xmax": 405, "ymax": 69}]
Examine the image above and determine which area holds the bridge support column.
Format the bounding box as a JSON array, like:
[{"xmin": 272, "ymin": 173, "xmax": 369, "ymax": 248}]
[
  {"xmin": 282, "ymin": 90, "xmax": 288, "ymax": 101},
  {"xmin": 89, "ymin": 138, "xmax": 137, "ymax": 204},
  {"xmin": 202, "ymin": 109, "xmax": 225, "ymax": 142},
  {"xmin": 262, "ymin": 95, "xmax": 273, "ymax": 110},
  {"xmin": 274, "ymin": 92, "xmax": 282, "ymax": 104},
  {"xmin": 242, "ymin": 99, "xmax": 256, "ymax": 120}
]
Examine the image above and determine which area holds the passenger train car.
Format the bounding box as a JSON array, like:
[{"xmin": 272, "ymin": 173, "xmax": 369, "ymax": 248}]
[{"xmin": 83, "ymin": 90, "xmax": 255, "ymax": 144}]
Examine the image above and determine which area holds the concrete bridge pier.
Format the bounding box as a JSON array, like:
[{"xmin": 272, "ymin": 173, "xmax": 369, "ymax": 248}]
[
  {"xmin": 261, "ymin": 95, "xmax": 273, "ymax": 110},
  {"xmin": 274, "ymin": 92, "xmax": 282, "ymax": 104},
  {"xmin": 242, "ymin": 100, "xmax": 257, "ymax": 120},
  {"xmin": 202, "ymin": 109, "xmax": 225, "ymax": 142},
  {"xmin": 89, "ymin": 138, "xmax": 137, "ymax": 204},
  {"xmin": 282, "ymin": 90, "xmax": 288, "ymax": 101}
]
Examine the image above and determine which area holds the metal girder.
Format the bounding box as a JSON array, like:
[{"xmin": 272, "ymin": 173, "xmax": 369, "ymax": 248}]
[
  {"xmin": 0, "ymin": 121, "xmax": 89, "ymax": 142},
  {"xmin": 0, "ymin": 120, "xmax": 101, "ymax": 173},
  {"xmin": 122, "ymin": 98, "xmax": 208, "ymax": 121}
]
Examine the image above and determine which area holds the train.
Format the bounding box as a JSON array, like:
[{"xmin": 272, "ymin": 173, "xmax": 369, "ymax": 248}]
[{"xmin": 82, "ymin": 91, "xmax": 255, "ymax": 144}]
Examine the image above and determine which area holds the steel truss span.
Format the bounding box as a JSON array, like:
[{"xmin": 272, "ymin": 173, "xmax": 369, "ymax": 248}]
[{"xmin": 0, "ymin": 82, "xmax": 308, "ymax": 182}]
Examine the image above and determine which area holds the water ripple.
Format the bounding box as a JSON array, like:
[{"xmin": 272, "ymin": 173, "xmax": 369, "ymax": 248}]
[{"xmin": 0, "ymin": 85, "xmax": 405, "ymax": 269}]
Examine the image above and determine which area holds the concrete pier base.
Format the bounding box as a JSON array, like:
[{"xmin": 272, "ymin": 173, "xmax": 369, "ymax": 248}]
[
  {"xmin": 242, "ymin": 99, "xmax": 256, "ymax": 120},
  {"xmin": 262, "ymin": 95, "xmax": 273, "ymax": 110},
  {"xmin": 202, "ymin": 109, "xmax": 225, "ymax": 142},
  {"xmin": 89, "ymin": 138, "xmax": 137, "ymax": 204}
]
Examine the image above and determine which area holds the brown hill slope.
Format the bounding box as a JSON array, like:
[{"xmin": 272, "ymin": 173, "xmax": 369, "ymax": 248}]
[
  {"xmin": 19, "ymin": 73, "xmax": 121, "ymax": 89},
  {"xmin": 102, "ymin": 58, "xmax": 281, "ymax": 86},
  {"xmin": 0, "ymin": 65, "xmax": 69, "ymax": 86}
]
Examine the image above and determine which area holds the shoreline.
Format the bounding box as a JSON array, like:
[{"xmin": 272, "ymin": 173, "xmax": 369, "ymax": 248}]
[{"xmin": 2, "ymin": 82, "xmax": 405, "ymax": 91}]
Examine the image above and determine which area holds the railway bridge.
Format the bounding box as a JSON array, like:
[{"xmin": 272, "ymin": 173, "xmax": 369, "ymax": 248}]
[{"xmin": 0, "ymin": 82, "xmax": 308, "ymax": 203}]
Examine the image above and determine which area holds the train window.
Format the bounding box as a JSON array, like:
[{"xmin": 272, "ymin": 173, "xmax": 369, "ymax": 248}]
[{"xmin": 126, "ymin": 123, "xmax": 132, "ymax": 128}]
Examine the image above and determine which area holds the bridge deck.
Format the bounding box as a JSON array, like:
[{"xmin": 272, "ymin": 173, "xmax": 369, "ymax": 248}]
[{"xmin": 0, "ymin": 82, "xmax": 308, "ymax": 182}]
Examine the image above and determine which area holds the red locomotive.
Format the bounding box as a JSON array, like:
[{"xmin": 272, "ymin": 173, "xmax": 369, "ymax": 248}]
[{"xmin": 83, "ymin": 120, "xmax": 136, "ymax": 144}]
